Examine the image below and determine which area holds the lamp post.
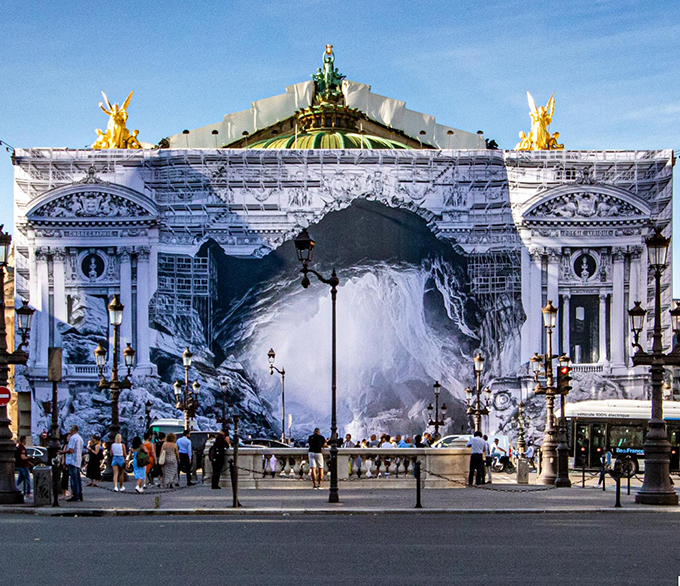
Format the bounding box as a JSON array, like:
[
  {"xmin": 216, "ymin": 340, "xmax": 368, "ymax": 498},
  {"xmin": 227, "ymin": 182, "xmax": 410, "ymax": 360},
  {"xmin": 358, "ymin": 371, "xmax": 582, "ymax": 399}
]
[
  {"xmin": 427, "ymin": 381, "xmax": 447, "ymax": 440},
  {"xmin": 218, "ymin": 378, "xmax": 230, "ymax": 434},
  {"xmin": 294, "ymin": 228, "xmax": 340, "ymax": 504},
  {"xmin": 0, "ymin": 227, "xmax": 35, "ymax": 504},
  {"xmin": 555, "ymin": 354, "xmax": 572, "ymax": 488},
  {"xmin": 531, "ymin": 299, "xmax": 559, "ymax": 486},
  {"xmin": 628, "ymin": 230, "xmax": 679, "ymax": 505},
  {"xmin": 514, "ymin": 400, "xmax": 527, "ymax": 457},
  {"xmin": 174, "ymin": 349, "xmax": 199, "ymax": 434},
  {"xmin": 94, "ymin": 295, "xmax": 134, "ymax": 479},
  {"xmin": 267, "ymin": 348, "xmax": 287, "ymax": 444},
  {"xmin": 466, "ymin": 353, "xmax": 491, "ymax": 433}
]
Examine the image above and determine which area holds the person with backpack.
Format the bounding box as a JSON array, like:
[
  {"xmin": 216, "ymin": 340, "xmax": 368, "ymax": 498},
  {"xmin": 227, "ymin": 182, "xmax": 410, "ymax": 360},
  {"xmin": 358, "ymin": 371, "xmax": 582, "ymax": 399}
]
[{"xmin": 130, "ymin": 436, "xmax": 150, "ymax": 493}]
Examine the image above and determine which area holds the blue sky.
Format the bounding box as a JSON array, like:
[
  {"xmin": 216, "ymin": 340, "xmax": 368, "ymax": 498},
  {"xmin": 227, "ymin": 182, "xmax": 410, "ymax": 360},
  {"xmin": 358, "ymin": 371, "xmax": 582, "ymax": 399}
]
[{"xmin": 1, "ymin": 0, "xmax": 679, "ymax": 286}]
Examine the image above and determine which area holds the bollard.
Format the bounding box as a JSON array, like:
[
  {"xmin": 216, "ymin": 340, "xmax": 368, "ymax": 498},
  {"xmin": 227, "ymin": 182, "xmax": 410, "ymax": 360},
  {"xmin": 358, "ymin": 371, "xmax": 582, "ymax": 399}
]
[
  {"xmin": 611, "ymin": 459, "xmax": 623, "ymax": 508},
  {"xmin": 581, "ymin": 453, "xmax": 586, "ymax": 488},
  {"xmin": 516, "ymin": 458, "xmax": 529, "ymax": 485},
  {"xmin": 627, "ymin": 472, "xmax": 631, "ymax": 496},
  {"xmin": 414, "ymin": 460, "xmax": 422, "ymax": 509},
  {"xmin": 155, "ymin": 495, "xmax": 160, "ymax": 509},
  {"xmin": 33, "ymin": 466, "xmax": 53, "ymax": 507}
]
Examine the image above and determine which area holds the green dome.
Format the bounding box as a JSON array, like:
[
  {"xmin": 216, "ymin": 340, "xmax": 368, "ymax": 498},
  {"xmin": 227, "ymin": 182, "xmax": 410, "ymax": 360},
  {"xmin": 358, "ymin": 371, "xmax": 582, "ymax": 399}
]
[{"xmin": 246, "ymin": 129, "xmax": 412, "ymax": 150}]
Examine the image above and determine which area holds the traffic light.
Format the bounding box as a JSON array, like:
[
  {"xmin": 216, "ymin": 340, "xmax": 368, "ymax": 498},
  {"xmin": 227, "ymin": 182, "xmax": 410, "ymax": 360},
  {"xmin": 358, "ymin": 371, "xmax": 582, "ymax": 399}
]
[{"xmin": 557, "ymin": 357, "xmax": 572, "ymax": 394}]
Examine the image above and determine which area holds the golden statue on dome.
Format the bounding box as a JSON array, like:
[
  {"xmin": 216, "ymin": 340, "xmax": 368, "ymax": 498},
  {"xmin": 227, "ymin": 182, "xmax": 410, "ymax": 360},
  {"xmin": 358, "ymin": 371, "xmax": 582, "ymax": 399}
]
[
  {"xmin": 92, "ymin": 91, "xmax": 142, "ymax": 149},
  {"xmin": 515, "ymin": 92, "xmax": 563, "ymax": 151}
]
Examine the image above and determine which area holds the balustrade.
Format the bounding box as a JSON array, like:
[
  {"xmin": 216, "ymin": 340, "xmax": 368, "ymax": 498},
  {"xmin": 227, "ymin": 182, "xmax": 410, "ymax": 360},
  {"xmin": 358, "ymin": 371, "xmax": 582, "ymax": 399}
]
[{"xmin": 203, "ymin": 443, "xmax": 470, "ymax": 488}]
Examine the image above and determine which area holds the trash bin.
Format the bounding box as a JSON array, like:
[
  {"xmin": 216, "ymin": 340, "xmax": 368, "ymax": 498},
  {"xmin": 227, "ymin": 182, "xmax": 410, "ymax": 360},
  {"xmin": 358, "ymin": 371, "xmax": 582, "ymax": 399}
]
[
  {"xmin": 33, "ymin": 466, "xmax": 53, "ymax": 506},
  {"xmin": 516, "ymin": 458, "xmax": 530, "ymax": 485}
]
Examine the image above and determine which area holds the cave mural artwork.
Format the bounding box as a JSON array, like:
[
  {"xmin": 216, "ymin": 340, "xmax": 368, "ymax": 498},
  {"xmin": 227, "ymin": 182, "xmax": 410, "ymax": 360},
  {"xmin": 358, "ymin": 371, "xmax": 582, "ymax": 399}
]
[{"xmin": 11, "ymin": 50, "xmax": 673, "ymax": 447}]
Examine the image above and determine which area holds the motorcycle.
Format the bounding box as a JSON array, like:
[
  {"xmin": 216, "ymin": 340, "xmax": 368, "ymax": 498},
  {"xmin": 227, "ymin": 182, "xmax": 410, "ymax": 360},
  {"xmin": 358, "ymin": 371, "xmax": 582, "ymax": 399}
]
[{"xmin": 491, "ymin": 456, "xmax": 516, "ymax": 474}]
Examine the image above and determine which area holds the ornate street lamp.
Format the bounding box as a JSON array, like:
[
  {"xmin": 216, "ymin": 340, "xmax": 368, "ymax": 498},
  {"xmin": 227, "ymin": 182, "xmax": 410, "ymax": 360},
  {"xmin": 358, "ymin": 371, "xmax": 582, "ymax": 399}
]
[
  {"xmin": 466, "ymin": 353, "xmax": 491, "ymax": 433},
  {"xmin": 95, "ymin": 294, "xmax": 134, "ymax": 480},
  {"xmin": 628, "ymin": 230, "xmax": 679, "ymax": 505},
  {"xmin": 294, "ymin": 228, "xmax": 341, "ymax": 504},
  {"xmin": 175, "ymin": 347, "xmax": 199, "ymax": 433},
  {"xmin": 267, "ymin": 348, "xmax": 287, "ymax": 444},
  {"xmin": 513, "ymin": 400, "xmax": 527, "ymax": 457},
  {"xmin": 532, "ymin": 300, "xmax": 560, "ymax": 486},
  {"xmin": 0, "ymin": 228, "xmax": 35, "ymax": 504},
  {"xmin": 427, "ymin": 381, "xmax": 447, "ymax": 439}
]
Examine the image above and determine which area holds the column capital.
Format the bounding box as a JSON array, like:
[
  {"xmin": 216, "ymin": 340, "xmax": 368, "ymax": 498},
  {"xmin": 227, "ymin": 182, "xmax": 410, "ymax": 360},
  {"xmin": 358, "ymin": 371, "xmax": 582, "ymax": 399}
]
[
  {"xmin": 562, "ymin": 291, "xmax": 572, "ymax": 300},
  {"xmin": 35, "ymin": 247, "xmax": 49, "ymax": 261},
  {"xmin": 612, "ymin": 247, "xmax": 626, "ymax": 262},
  {"xmin": 52, "ymin": 247, "xmax": 67, "ymax": 261},
  {"xmin": 529, "ymin": 247, "xmax": 544, "ymax": 262},
  {"xmin": 547, "ymin": 247, "xmax": 561, "ymax": 262},
  {"xmin": 120, "ymin": 247, "xmax": 132, "ymax": 263},
  {"xmin": 599, "ymin": 292, "xmax": 608, "ymax": 301},
  {"xmin": 137, "ymin": 247, "xmax": 150, "ymax": 261},
  {"xmin": 629, "ymin": 245, "xmax": 644, "ymax": 260}
]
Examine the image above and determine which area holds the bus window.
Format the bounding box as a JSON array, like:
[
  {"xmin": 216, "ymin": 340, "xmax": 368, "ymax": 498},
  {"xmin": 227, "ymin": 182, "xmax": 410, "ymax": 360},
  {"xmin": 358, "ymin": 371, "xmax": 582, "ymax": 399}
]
[
  {"xmin": 574, "ymin": 423, "xmax": 589, "ymax": 468},
  {"xmin": 591, "ymin": 423, "xmax": 606, "ymax": 466},
  {"xmin": 609, "ymin": 425, "xmax": 644, "ymax": 454},
  {"xmin": 669, "ymin": 427, "xmax": 680, "ymax": 472}
]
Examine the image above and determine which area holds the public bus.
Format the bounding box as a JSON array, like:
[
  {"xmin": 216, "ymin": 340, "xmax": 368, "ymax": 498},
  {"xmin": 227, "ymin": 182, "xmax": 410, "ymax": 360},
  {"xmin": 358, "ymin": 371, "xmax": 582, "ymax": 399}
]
[{"xmin": 565, "ymin": 399, "xmax": 680, "ymax": 476}]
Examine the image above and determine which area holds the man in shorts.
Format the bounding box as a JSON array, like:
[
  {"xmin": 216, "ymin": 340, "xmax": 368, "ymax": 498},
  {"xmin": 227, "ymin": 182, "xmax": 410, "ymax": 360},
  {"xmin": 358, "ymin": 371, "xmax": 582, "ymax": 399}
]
[{"xmin": 307, "ymin": 428, "xmax": 327, "ymax": 489}]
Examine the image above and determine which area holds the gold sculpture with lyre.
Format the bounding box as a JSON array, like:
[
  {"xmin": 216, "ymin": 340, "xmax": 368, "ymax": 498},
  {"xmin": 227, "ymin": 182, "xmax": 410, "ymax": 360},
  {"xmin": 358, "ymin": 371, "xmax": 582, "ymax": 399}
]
[
  {"xmin": 92, "ymin": 91, "xmax": 142, "ymax": 149},
  {"xmin": 515, "ymin": 92, "xmax": 564, "ymax": 151}
]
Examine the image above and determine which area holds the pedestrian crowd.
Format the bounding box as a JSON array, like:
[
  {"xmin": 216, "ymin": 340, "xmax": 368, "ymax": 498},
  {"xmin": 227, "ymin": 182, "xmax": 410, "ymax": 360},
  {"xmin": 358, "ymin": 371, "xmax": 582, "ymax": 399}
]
[{"xmin": 13, "ymin": 426, "xmax": 214, "ymax": 502}]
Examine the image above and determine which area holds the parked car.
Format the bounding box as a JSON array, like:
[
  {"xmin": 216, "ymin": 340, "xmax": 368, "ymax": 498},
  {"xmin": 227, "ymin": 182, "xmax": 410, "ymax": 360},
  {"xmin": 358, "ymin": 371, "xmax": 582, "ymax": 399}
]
[
  {"xmin": 431, "ymin": 435, "xmax": 472, "ymax": 448},
  {"xmin": 241, "ymin": 438, "xmax": 290, "ymax": 448},
  {"xmin": 25, "ymin": 446, "xmax": 49, "ymax": 465}
]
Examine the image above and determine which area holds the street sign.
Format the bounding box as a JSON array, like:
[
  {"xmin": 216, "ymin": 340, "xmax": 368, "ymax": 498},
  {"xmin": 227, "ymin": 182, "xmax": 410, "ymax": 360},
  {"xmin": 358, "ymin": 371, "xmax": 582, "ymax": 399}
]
[{"xmin": 0, "ymin": 386, "xmax": 11, "ymax": 407}]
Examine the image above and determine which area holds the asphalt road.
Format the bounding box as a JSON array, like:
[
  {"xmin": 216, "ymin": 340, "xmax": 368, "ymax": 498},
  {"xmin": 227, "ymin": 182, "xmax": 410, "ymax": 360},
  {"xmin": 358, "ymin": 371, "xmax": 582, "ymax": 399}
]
[{"xmin": 3, "ymin": 513, "xmax": 679, "ymax": 586}]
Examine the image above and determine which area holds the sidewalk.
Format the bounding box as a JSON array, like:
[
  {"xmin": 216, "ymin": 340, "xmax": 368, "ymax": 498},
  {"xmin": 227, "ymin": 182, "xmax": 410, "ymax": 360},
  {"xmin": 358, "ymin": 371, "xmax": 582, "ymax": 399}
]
[{"xmin": 4, "ymin": 472, "xmax": 680, "ymax": 516}]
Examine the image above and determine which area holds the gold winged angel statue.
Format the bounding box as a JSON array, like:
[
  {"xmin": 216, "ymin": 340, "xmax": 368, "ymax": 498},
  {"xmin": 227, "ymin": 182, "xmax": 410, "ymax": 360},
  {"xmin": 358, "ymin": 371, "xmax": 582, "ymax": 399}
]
[
  {"xmin": 92, "ymin": 90, "xmax": 142, "ymax": 149},
  {"xmin": 515, "ymin": 92, "xmax": 563, "ymax": 151}
]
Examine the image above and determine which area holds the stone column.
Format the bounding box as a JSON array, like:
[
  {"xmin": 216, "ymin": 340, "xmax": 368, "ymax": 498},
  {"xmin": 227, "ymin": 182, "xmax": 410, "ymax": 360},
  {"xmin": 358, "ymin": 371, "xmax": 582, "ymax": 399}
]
[
  {"xmin": 529, "ymin": 248, "xmax": 544, "ymax": 357},
  {"xmin": 547, "ymin": 249, "xmax": 560, "ymax": 354},
  {"xmin": 611, "ymin": 248, "xmax": 625, "ymax": 366},
  {"xmin": 598, "ymin": 293, "xmax": 608, "ymax": 363},
  {"xmin": 562, "ymin": 293, "xmax": 571, "ymax": 360},
  {"xmin": 136, "ymin": 248, "xmax": 151, "ymax": 371},
  {"xmin": 35, "ymin": 249, "xmax": 50, "ymax": 368},
  {"xmin": 119, "ymin": 248, "xmax": 132, "ymax": 348},
  {"xmin": 52, "ymin": 249, "xmax": 67, "ymax": 346},
  {"xmin": 520, "ymin": 247, "xmax": 533, "ymax": 363}
]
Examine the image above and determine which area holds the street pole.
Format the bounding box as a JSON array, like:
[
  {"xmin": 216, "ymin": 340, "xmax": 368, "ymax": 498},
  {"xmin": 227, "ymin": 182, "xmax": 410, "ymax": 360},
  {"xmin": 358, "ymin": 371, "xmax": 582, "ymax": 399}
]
[
  {"xmin": 466, "ymin": 354, "xmax": 490, "ymax": 435},
  {"xmin": 516, "ymin": 401, "xmax": 526, "ymax": 457},
  {"xmin": 294, "ymin": 228, "xmax": 340, "ymax": 504},
  {"xmin": 628, "ymin": 230, "xmax": 680, "ymax": 505},
  {"xmin": 428, "ymin": 381, "xmax": 447, "ymax": 440},
  {"xmin": 94, "ymin": 295, "xmax": 133, "ymax": 481},
  {"xmin": 0, "ymin": 228, "xmax": 34, "ymax": 505},
  {"xmin": 47, "ymin": 347, "xmax": 62, "ymax": 507},
  {"xmin": 231, "ymin": 414, "xmax": 240, "ymax": 508},
  {"xmin": 267, "ymin": 349, "xmax": 286, "ymax": 443},
  {"xmin": 532, "ymin": 300, "xmax": 559, "ymax": 486}
]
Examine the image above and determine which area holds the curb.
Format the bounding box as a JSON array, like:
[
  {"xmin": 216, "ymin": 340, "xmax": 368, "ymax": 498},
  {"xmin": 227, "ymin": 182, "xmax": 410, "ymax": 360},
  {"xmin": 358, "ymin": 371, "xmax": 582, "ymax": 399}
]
[{"xmin": 1, "ymin": 506, "xmax": 678, "ymax": 517}]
